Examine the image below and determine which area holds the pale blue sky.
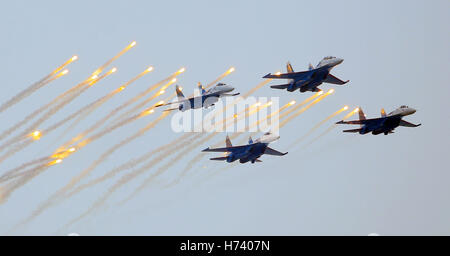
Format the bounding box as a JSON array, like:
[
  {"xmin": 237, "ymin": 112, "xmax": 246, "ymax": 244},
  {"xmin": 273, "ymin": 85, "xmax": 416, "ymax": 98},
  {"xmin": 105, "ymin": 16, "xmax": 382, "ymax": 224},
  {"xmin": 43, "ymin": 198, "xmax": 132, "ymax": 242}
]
[{"xmin": 0, "ymin": 0, "xmax": 449, "ymax": 235}]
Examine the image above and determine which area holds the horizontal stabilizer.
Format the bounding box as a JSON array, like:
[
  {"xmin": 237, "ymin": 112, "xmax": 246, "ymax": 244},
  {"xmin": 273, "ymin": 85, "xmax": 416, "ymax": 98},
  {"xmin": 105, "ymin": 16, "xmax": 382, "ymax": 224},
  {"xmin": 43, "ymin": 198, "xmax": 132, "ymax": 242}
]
[
  {"xmin": 270, "ymin": 84, "xmax": 291, "ymax": 89},
  {"xmin": 399, "ymin": 120, "xmax": 421, "ymax": 127},
  {"xmin": 163, "ymin": 108, "xmax": 179, "ymax": 112},
  {"xmin": 324, "ymin": 74, "xmax": 349, "ymax": 85},
  {"xmin": 343, "ymin": 128, "xmax": 362, "ymax": 133},
  {"xmin": 210, "ymin": 157, "xmax": 228, "ymax": 161}
]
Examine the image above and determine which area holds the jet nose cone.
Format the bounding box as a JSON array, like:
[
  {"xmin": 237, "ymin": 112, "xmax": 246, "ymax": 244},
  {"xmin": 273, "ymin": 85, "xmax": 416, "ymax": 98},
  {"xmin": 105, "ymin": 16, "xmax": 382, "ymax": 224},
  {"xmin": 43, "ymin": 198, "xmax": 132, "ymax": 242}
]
[
  {"xmin": 223, "ymin": 85, "xmax": 234, "ymax": 92},
  {"xmin": 335, "ymin": 58, "xmax": 344, "ymax": 65},
  {"xmin": 404, "ymin": 108, "xmax": 416, "ymax": 116}
]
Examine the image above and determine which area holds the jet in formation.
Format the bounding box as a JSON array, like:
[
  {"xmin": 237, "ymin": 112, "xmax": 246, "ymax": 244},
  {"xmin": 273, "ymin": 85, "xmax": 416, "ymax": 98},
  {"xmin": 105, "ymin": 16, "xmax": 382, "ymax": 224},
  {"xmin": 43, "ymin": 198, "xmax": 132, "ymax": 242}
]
[
  {"xmin": 157, "ymin": 82, "xmax": 239, "ymax": 112},
  {"xmin": 202, "ymin": 132, "xmax": 287, "ymax": 164},
  {"xmin": 263, "ymin": 56, "xmax": 349, "ymax": 93},
  {"xmin": 336, "ymin": 105, "xmax": 421, "ymax": 135}
]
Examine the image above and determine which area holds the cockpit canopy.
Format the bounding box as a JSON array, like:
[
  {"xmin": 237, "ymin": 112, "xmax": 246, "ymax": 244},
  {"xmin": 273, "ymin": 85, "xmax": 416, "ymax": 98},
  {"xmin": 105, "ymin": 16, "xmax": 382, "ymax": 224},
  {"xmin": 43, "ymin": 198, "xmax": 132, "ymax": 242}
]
[
  {"xmin": 264, "ymin": 132, "xmax": 271, "ymax": 136},
  {"xmin": 400, "ymin": 105, "xmax": 409, "ymax": 109},
  {"xmin": 323, "ymin": 56, "xmax": 335, "ymax": 60},
  {"xmin": 216, "ymin": 83, "xmax": 226, "ymax": 86}
]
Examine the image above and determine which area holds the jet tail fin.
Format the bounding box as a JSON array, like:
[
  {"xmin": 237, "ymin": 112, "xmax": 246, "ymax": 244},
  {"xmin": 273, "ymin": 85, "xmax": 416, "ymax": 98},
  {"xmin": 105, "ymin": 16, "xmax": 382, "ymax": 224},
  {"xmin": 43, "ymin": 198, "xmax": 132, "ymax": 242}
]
[
  {"xmin": 175, "ymin": 85, "xmax": 185, "ymax": 101},
  {"xmin": 286, "ymin": 61, "xmax": 294, "ymax": 73},
  {"xmin": 197, "ymin": 82, "xmax": 206, "ymax": 95},
  {"xmin": 358, "ymin": 107, "xmax": 366, "ymax": 128},
  {"xmin": 248, "ymin": 136, "xmax": 253, "ymax": 144},
  {"xmin": 358, "ymin": 107, "xmax": 366, "ymax": 120},
  {"xmin": 308, "ymin": 63, "xmax": 314, "ymax": 70},
  {"xmin": 381, "ymin": 108, "xmax": 386, "ymax": 117},
  {"xmin": 225, "ymin": 135, "xmax": 232, "ymax": 147}
]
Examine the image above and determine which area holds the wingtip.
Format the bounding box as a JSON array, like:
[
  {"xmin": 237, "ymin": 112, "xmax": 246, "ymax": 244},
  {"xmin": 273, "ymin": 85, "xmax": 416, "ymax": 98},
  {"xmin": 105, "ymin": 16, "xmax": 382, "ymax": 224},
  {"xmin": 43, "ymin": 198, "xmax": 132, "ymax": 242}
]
[
  {"xmin": 263, "ymin": 73, "xmax": 272, "ymax": 78},
  {"xmin": 202, "ymin": 147, "xmax": 210, "ymax": 152},
  {"xmin": 344, "ymin": 80, "xmax": 350, "ymax": 84},
  {"xmin": 336, "ymin": 120, "xmax": 344, "ymax": 124}
]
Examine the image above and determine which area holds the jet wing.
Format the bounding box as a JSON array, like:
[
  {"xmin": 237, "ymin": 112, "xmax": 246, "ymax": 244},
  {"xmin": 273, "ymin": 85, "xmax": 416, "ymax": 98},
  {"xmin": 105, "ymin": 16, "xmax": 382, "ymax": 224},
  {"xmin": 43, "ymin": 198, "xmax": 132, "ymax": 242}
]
[
  {"xmin": 399, "ymin": 120, "xmax": 421, "ymax": 127},
  {"xmin": 336, "ymin": 117, "xmax": 383, "ymax": 125},
  {"xmin": 264, "ymin": 147, "xmax": 288, "ymax": 156},
  {"xmin": 202, "ymin": 145, "xmax": 250, "ymax": 153},
  {"xmin": 324, "ymin": 74, "xmax": 349, "ymax": 85},
  {"xmin": 263, "ymin": 70, "xmax": 311, "ymax": 79}
]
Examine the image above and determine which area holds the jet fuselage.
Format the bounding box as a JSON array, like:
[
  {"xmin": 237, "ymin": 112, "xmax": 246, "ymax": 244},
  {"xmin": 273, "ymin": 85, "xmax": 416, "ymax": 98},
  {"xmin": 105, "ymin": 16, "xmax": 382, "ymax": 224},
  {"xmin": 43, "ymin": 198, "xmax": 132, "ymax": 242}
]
[{"xmin": 226, "ymin": 142, "xmax": 269, "ymax": 163}]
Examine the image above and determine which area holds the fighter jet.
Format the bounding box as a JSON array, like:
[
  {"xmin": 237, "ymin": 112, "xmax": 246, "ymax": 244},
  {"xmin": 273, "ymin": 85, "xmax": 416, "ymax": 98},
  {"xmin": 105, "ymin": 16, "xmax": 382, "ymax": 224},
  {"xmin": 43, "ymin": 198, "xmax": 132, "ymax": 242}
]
[
  {"xmin": 263, "ymin": 56, "xmax": 349, "ymax": 93},
  {"xmin": 336, "ymin": 106, "xmax": 421, "ymax": 135},
  {"xmin": 202, "ymin": 132, "xmax": 287, "ymax": 164},
  {"xmin": 157, "ymin": 82, "xmax": 239, "ymax": 112}
]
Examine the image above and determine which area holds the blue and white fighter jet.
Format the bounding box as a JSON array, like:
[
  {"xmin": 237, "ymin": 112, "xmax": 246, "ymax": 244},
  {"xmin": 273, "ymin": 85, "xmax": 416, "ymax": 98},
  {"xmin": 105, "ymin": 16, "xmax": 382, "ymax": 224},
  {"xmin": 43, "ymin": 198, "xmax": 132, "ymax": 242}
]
[
  {"xmin": 202, "ymin": 132, "xmax": 287, "ymax": 164},
  {"xmin": 263, "ymin": 56, "xmax": 349, "ymax": 93},
  {"xmin": 336, "ymin": 106, "xmax": 421, "ymax": 135}
]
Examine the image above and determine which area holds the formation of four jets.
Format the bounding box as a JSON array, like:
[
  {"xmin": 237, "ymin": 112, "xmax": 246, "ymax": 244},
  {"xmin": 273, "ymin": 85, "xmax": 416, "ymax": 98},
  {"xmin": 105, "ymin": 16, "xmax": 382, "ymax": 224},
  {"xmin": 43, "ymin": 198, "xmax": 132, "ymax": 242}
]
[{"xmin": 156, "ymin": 56, "xmax": 421, "ymax": 164}]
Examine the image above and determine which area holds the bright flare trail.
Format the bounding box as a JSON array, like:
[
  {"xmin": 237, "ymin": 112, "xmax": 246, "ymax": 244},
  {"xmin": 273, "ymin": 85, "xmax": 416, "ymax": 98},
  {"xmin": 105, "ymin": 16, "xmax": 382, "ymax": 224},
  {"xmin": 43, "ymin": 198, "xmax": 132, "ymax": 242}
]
[
  {"xmin": 58, "ymin": 68, "xmax": 184, "ymax": 151},
  {"xmin": 305, "ymin": 107, "xmax": 360, "ymax": 147},
  {"xmin": 73, "ymin": 101, "xmax": 271, "ymax": 216},
  {"xmin": 0, "ymin": 68, "xmax": 117, "ymax": 163},
  {"xmin": 55, "ymin": 66, "xmax": 154, "ymax": 141},
  {"xmin": 119, "ymin": 102, "xmax": 272, "ymax": 202},
  {"xmin": 23, "ymin": 76, "xmax": 270, "ymax": 225},
  {"xmin": 205, "ymin": 67, "xmax": 234, "ymax": 89},
  {"xmin": 92, "ymin": 41, "xmax": 136, "ymax": 77},
  {"xmin": 0, "ymin": 55, "xmax": 76, "ymax": 114},
  {"xmin": 12, "ymin": 109, "xmax": 166, "ymax": 224},
  {"xmin": 287, "ymin": 105, "xmax": 349, "ymax": 150},
  {"xmin": 111, "ymin": 77, "xmax": 176, "ymax": 123},
  {"xmin": 0, "ymin": 44, "xmax": 131, "ymax": 144},
  {"xmin": 280, "ymin": 89, "xmax": 334, "ymax": 128}
]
